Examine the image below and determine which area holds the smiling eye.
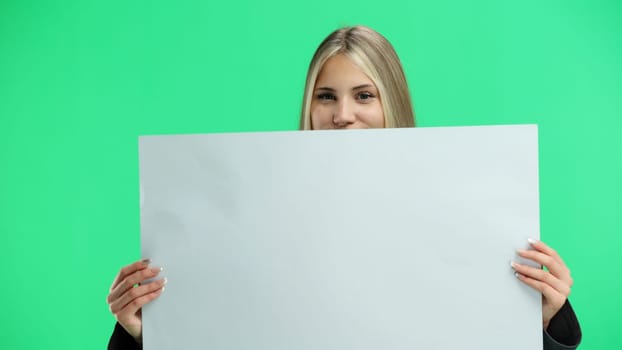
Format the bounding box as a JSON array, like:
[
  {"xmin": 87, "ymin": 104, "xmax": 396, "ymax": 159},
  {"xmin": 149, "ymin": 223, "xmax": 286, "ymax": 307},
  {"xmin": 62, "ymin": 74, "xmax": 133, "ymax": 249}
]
[
  {"xmin": 357, "ymin": 92, "xmax": 376, "ymax": 101},
  {"xmin": 317, "ymin": 93, "xmax": 336, "ymax": 101}
]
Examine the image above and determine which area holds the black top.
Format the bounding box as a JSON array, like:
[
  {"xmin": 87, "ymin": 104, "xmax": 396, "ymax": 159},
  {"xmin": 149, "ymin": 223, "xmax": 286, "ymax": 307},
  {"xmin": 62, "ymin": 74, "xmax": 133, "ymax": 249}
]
[
  {"xmin": 544, "ymin": 300, "xmax": 582, "ymax": 349},
  {"xmin": 108, "ymin": 300, "xmax": 581, "ymax": 350}
]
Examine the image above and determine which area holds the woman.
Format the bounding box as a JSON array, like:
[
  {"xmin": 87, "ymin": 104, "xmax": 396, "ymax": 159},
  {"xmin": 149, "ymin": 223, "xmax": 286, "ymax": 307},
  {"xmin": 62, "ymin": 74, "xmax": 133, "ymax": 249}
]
[{"xmin": 107, "ymin": 25, "xmax": 581, "ymax": 349}]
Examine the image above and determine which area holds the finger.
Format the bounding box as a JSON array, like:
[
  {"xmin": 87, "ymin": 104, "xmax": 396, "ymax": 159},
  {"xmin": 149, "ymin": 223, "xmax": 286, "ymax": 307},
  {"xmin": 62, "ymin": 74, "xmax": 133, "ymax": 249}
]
[
  {"xmin": 110, "ymin": 277, "xmax": 167, "ymax": 314},
  {"xmin": 511, "ymin": 262, "xmax": 570, "ymax": 296},
  {"xmin": 107, "ymin": 266, "xmax": 163, "ymax": 303},
  {"xmin": 516, "ymin": 249, "xmax": 571, "ymax": 285},
  {"xmin": 515, "ymin": 272, "xmax": 566, "ymax": 309},
  {"xmin": 528, "ymin": 239, "xmax": 564, "ymax": 266},
  {"xmin": 110, "ymin": 259, "xmax": 152, "ymax": 291},
  {"xmin": 115, "ymin": 288, "xmax": 165, "ymax": 325}
]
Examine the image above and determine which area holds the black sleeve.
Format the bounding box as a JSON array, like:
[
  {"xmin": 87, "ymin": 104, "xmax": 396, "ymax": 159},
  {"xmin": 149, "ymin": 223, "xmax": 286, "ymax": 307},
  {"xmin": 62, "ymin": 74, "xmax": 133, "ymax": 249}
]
[
  {"xmin": 108, "ymin": 322, "xmax": 142, "ymax": 350},
  {"xmin": 543, "ymin": 300, "xmax": 582, "ymax": 350}
]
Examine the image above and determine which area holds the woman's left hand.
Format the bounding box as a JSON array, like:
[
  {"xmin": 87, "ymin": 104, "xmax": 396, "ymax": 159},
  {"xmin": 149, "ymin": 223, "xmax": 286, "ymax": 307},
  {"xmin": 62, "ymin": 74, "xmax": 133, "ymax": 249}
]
[{"xmin": 511, "ymin": 239, "xmax": 573, "ymax": 330}]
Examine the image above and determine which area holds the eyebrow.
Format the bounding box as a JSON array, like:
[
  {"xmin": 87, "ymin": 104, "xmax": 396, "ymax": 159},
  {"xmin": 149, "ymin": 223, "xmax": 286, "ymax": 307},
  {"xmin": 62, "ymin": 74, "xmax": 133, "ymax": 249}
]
[{"xmin": 315, "ymin": 84, "xmax": 375, "ymax": 91}]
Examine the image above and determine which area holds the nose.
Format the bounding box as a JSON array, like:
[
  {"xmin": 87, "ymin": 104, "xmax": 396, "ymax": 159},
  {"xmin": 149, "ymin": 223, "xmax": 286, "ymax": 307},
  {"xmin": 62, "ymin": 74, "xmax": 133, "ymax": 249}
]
[{"xmin": 332, "ymin": 99, "xmax": 356, "ymax": 128}]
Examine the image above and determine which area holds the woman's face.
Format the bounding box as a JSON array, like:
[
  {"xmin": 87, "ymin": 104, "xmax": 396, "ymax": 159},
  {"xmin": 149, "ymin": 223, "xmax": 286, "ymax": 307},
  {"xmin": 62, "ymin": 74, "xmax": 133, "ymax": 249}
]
[{"xmin": 310, "ymin": 54, "xmax": 385, "ymax": 130}]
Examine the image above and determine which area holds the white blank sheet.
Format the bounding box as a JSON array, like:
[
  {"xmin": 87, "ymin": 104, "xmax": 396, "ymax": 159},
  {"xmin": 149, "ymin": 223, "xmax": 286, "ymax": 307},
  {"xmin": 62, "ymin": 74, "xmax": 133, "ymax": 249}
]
[{"xmin": 139, "ymin": 125, "xmax": 542, "ymax": 350}]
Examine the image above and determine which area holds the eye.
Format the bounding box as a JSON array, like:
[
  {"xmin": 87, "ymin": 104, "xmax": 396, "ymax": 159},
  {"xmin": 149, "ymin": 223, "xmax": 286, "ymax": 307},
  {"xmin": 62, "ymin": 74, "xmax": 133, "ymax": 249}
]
[
  {"xmin": 316, "ymin": 92, "xmax": 336, "ymax": 101},
  {"xmin": 356, "ymin": 92, "xmax": 376, "ymax": 102}
]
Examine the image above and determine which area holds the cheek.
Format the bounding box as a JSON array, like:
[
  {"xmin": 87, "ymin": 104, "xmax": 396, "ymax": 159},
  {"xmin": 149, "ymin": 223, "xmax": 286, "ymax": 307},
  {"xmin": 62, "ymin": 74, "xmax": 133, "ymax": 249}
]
[
  {"xmin": 310, "ymin": 104, "xmax": 333, "ymax": 128},
  {"xmin": 359, "ymin": 103, "xmax": 385, "ymax": 128}
]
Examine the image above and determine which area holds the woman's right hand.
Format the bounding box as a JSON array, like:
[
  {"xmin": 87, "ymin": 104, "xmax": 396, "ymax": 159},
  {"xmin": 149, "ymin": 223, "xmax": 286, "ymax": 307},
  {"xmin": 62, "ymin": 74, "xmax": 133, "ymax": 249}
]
[{"xmin": 106, "ymin": 259, "xmax": 166, "ymax": 343}]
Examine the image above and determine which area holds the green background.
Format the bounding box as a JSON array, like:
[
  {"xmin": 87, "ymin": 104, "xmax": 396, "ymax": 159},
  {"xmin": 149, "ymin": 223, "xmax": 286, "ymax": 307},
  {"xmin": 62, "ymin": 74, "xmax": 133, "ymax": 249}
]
[{"xmin": 1, "ymin": 0, "xmax": 620, "ymax": 348}]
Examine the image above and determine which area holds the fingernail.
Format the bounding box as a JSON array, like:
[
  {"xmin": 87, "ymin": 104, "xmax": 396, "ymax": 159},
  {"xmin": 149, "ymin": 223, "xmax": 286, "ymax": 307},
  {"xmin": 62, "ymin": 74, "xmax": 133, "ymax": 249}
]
[
  {"xmin": 141, "ymin": 258, "xmax": 152, "ymax": 264},
  {"xmin": 514, "ymin": 272, "xmax": 522, "ymax": 279},
  {"xmin": 162, "ymin": 277, "xmax": 168, "ymax": 285},
  {"xmin": 527, "ymin": 238, "xmax": 538, "ymax": 245},
  {"xmin": 150, "ymin": 266, "xmax": 163, "ymax": 273},
  {"xmin": 161, "ymin": 286, "xmax": 166, "ymax": 293},
  {"xmin": 510, "ymin": 261, "xmax": 518, "ymax": 268}
]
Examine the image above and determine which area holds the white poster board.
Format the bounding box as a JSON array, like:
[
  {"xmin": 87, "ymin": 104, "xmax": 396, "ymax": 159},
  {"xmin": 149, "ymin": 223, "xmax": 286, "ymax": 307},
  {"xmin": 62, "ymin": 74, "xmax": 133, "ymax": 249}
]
[{"xmin": 140, "ymin": 125, "xmax": 542, "ymax": 350}]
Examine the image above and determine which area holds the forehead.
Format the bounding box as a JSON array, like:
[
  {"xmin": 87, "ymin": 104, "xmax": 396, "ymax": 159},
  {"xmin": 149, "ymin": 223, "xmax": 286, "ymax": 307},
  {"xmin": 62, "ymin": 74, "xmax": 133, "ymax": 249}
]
[{"xmin": 315, "ymin": 54, "xmax": 376, "ymax": 88}]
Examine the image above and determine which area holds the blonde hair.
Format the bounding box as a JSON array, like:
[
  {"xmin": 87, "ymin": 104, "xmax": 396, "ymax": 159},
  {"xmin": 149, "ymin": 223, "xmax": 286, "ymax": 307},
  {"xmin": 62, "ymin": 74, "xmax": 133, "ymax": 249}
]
[{"xmin": 300, "ymin": 25, "xmax": 415, "ymax": 129}]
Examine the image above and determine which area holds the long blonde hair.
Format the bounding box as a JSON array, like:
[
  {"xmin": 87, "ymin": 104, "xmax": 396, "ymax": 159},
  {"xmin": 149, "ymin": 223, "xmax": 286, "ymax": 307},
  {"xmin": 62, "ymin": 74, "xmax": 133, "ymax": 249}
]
[{"xmin": 300, "ymin": 25, "xmax": 415, "ymax": 129}]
